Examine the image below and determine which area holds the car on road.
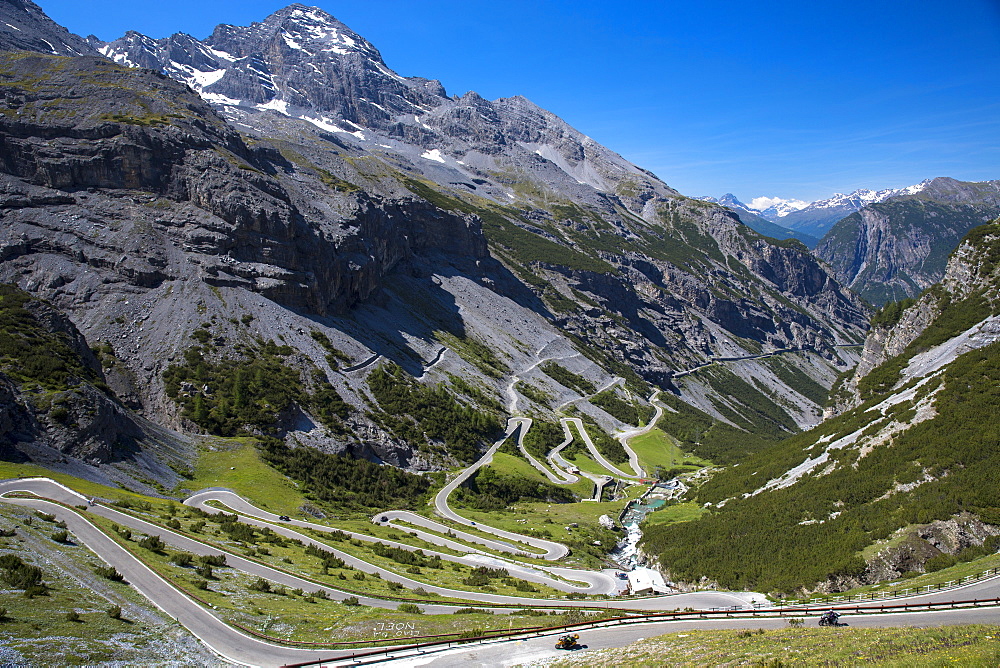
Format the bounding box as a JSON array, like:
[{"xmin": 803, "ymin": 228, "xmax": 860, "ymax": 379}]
[{"xmin": 278, "ymin": 515, "xmax": 291, "ymax": 521}]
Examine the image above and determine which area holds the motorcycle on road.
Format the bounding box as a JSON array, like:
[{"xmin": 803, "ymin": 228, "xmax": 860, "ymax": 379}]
[
  {"xmin": 818, "ymin": 610, "xmax": 848, "ymax": 627},
  {"xmin": 555, "ymin": 633, "xmax": 587, "ymax": 650}
]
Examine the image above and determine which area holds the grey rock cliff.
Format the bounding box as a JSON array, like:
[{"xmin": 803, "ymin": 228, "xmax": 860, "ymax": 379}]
[
  {"xmin": 815, "ymin": 177, "xmax": 1000, "ymax": 305},
  {"xmin": 0, "ymin": 0, "xmax": 97, "ymax": 56},
  {"xmin": 0, "ymin": 52, "xmax": 487, "ymax": 317},
  {"xmin": 834, "ymin": 219, "xmax": 1000, "ymax": 414}
]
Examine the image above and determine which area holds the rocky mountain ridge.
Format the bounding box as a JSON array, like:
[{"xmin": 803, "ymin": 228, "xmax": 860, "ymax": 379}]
[
  {"xmin": 706, "ymin": 182, "xmax": 932, "ymax": 241},
  {"xmin": 777, "ymin": 183, "xmax": 927, "ymax": 234},
  {"xmin": 0, "ymin": 0, "xmax": 97, "ymax": 57},
  {"xmin": 0, "ymin": 2, "xmax": 868, "ymax": 484},
  {"xmin": 93, "ymin": 3, "xmax": 685, "ymax": 215}
]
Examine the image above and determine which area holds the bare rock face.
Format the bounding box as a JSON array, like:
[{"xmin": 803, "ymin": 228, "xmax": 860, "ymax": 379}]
[
  {"xmin": 0, "ymin": 0, "xmax": 97, "ymax": 56},
  {"xmin": 0, "ymin": 52, "xmax": 488, "ymax": 319},
  {"xmin": 0, "ymin": 376, "xmax": 34, "ymax": 456},
  {"xmin": 0, "ymin": 49, "xmax": 493, "ymax": 470},
  {"xmin": 98, "ymin": 5, "xmax": 447, "ymax": 129}
]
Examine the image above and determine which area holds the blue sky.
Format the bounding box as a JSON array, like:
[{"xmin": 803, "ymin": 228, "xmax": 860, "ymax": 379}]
[{"xmin": 40, "ymin": 0, "xmax": 1000, "ymax": 203}]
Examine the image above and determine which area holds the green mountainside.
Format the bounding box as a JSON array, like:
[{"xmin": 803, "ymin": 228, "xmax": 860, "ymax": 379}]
[{"xmin": 642, "ymin": 220, "xmax": 1000, "ymax": 594}]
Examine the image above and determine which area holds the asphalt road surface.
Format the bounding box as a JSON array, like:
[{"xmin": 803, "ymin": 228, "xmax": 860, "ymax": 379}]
[{"xmin": 383, "ymin": 607, "xmax": 1000, "ymax": 668}]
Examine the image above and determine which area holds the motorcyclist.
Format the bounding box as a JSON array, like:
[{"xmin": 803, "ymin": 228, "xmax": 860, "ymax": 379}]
[{"xmin": 820, "ymin": 609, "xmax": 842, "ymax": 626}]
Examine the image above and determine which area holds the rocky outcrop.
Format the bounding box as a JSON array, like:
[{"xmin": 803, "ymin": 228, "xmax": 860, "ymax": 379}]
[
  {"xmin": 0, "ymin": 52, "xmax": 489, "ymax": 318},
  {"xmin": 0, "ymin": 0, "xmax": 97, "ymax": 56},
  {"xmin": 0, "ymin": 288, "xmax": 146, "ymax": 464},
  {"xmin": 0, "ymin": 375, "xmax": 34, "ymax": 458},
  {"xmin": 821, "ymin": 514, "xmax": 1000, "ymax": 593},
  {"xmin": 98, "ymin": 5, "xmax": 447, "ymax": 130}
]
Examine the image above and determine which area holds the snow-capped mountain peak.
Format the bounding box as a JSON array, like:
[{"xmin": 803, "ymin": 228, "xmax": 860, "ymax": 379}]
[
  {"xmin": 702, "ymin": 180, "xmax": 933, "ymax": 233},
  {"xmin": 748, "ymin": 196, "xmax": 809, "ymax": 220},
  {"xmin": 717, "ymin": 193, "xmax": 750, "ymax": 209},
  {"xmin": 95, "ymin": 3, "xmax": 450, "ymax": 129},
  {"xmin": 900, "ymin": 179, "xmax": 931, "ymax": 196},
  {"xmin": 265, "ymin": 4, "xmax": 380, "ymax": 60},
  {"xmin": 803, "ymin": 181, "xmax": 932, "ymax": 211},
  {"xmin": 813, "ymin": 188, "xmax": 894, "ymax": 210}
]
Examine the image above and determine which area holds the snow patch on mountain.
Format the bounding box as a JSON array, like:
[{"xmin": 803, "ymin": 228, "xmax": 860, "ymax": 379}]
[
  {"xmin": 169, "ymin": 61, "xmax": 226, "ymax": 90},
  {"xmin": 808, "ymin": 186, "xmax": 915, "ymax": 210},
  {"xmin": 201, "ymin": 92, "xmax": 242, "ymax": 106},
  {"xmin": 281, "ymin": 32, "xmax": 311, "ymax": 54},
  {"xmin": 901, "ymin": 180, "xmax": 931, "ymax": 196},
  {"xmin": 100, "ymin": 45, "xmax": 137, "ymax": 68},
  {"xmin": 420, "ymin": 149, "xmax": 446, "ymax": 163},
  {"xmin": 257, "ymin": 99, "xmax": 289, "ymax": 115},
  {"xmin": 300, "ymin": 114, "xmax": 366, "ymax": 139},
  {"xmin": 206, "ymin": 46, "xmax": 236, "ymax": 62}
]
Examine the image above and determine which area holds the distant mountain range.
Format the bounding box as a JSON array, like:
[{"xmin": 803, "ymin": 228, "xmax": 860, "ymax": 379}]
[
  {"xmin": 779, "ymin": 184, "xmax": 930, "ymax": 239},
  {"xmin": 747, "ymin": 196, "xmax": 810, "ymax": 220},
  {"xmin": 697, "ymin": 194, "xmax": 818, "ymax": 247},
  {"xmin": 701, "ymin": 183, "xmax": 931, "ymax": 246},
  {"xmin": 705, "ymin": 179, "xmax": 1000, "ymax": 304},
  {"xmin": 814, "ymin": 177, "xmax": 1000, "ymax": 305}
]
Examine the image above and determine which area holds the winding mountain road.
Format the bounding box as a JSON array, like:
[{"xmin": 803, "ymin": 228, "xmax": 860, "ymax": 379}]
[
  {"xmin": 0, "ymin": 346, "xmax": 923, "ymax": 666},
  {"xmin": 0, "ymin": 477, "xmax": 760, "ymax": 608},
  {"xmin": 612, "ymin": 389, "xmax": 665, "ymax": 478},
  {"xmin": 545, "ymin": 420, "xmax": 614, "ymax": 501},
  {"xmin": 5, "ymin": 476, "xmax": 997, "ymax": 667},
  {"xmin": 0, "ymin": 479, "xmax": 350, "ymax": 667},
  {"xmin": 562, "ymin": 417, "xmax": 639, "ymax": 480},
  {"xmin": 429, "ymin": 418, "xmax": 572, "ymax": 561}
]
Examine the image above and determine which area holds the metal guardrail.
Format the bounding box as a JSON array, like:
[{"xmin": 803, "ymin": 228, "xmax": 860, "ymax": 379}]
[
  {"xmin": 282, "ymin": 596, "xmax": 1000, "ymax": 667},
  {"xmin": 786, "ymin": 568, "xmax": 1000, "ymax": 607}
]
